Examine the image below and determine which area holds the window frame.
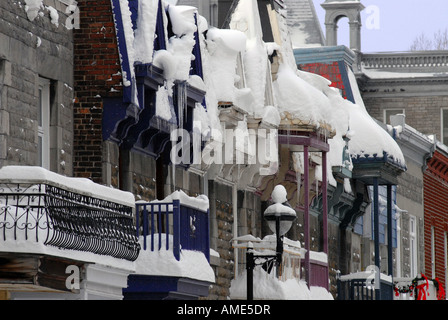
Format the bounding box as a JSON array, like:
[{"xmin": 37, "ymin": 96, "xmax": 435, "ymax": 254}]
[
  {"xmin": 38, "ymin": 77, "xmax": 51, "ymax": 170},
  {"xmin": 441, "ymin": 108, "xmax": 448, "ymax": 144},
  {"xmin": 383, "ymin": 108, "xmax": 405, "ymax": 125},
  {"xmin": 409, "ymin": 215, "xmax": 418, "ymax": 278}
]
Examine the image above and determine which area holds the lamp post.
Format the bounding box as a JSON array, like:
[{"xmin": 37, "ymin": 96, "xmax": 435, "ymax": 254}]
[{"xmin": 246, "ymin": 185, "xmax": 296, "ymax": 300}]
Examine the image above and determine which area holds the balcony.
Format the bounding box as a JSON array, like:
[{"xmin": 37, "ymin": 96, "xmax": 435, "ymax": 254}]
[
  {"xmin": 337, "ymin": 271, "xmax": 394, "ymax": 300},
  {"xmin": 135, "ymin": 194, "xmax": 210, "ymax": 262},
  {"xmin": 0, "ymin": 166, "xmax": 139, "ymax": 298},
  {"xmin": 123, "ymin": 190, "xmax": 214, "ymax": 300},
  {"xmin": 394, "ymin": 275, "xmax": 445, "ymax": 300},
  {"xmin": 230, "ymin": 235, "xmax": 332, "ymax": 300}
]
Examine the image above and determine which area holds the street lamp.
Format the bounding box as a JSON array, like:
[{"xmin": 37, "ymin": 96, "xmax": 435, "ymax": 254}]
[{"xmin": 246, "ymin": 185, "xmax": 297, "ymax": 300}]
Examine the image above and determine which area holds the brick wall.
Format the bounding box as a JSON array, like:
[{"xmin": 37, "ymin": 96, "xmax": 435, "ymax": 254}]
[
  {"xmin": 299, "ymin": 62, "xmax": 348, "ymax": 99},
  {"xmin": 73, "ymin": 0, "xmax": 123, "ymax": 182},
  {"xmin": 424, "ymin": 150, "xmax": 448, "ymax": 292}
]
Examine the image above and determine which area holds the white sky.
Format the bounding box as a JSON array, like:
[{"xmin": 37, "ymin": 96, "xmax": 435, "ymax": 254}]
[{"xmin": 312, "ymin": 0, "xmax": 448, "ymax": 52}]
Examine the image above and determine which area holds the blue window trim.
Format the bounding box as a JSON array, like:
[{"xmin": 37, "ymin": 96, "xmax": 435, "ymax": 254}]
[
  {"xmin": 190, "ymin": 13, "xmax": 203, "ymax": 79},
  {"xmin": 128, "ymin": 0, "xmax": 139, "ymax": 31},
  {"xmin": 354, "ymin": 185, "xmax": 397, "ymax": 248},
  {"xmin": 110, "ymin": 0, "xmax": 134, "ymax": 105},
  {"xmin": 154, "ymin": 0, "xmax": 167, "ymax": 51}
]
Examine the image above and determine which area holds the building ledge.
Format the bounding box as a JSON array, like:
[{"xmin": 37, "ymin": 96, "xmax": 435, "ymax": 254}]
[{"xmin": 123, "ymin": 275, "xmax": 211, "ymax": 300}]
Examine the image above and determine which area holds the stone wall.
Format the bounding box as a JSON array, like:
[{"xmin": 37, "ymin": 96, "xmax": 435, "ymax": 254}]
[
  {"xmin": 395, "ymin": 160, "xmax": 426, "ymax": 278},
  {"xmin": 0, "ymin": 0, "xmax": 74, "ymax": 174},
  {"xmin": 363, "ymin": 95, "xmax": 448, "ymax": 139},
  {"xmin": 207, "ymin": 181, "xmax": 234, "ymax": 299}
]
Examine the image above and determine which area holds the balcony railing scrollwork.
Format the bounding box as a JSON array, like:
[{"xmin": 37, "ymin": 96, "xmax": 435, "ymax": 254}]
[{"xmin": 0, "ymin": 183, "xmax": 140, "ymax": 262}]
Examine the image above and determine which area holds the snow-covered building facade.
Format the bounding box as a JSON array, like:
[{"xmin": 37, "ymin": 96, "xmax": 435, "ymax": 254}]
[
  {"xmin": 1, "ymin": 0, "xmax": 441, "ymax": 301},
  {"xmin": 71, "ymin": 0, "xmax": 369, "ymax": 299},
  {"xmin": 299, "ymin": 0, "xmax": 446, "ymax": 298},
  {"xmin": 356, "ymin": 28, "xmax": 448, "ymax": 298},
  {"xmin": 0, "ymin": 0, "xmax": 140, "ymax": 299}
]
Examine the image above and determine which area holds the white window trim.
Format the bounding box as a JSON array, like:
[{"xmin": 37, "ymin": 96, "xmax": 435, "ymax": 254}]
[
  {"xmin": 445, "ymin": 231, "xmax": 448, "ymax": 292},
  {"xmin": 39, "ymin": 77, "xmax": 51, "ymax": 170},
  {"xmin": 431, "ymin": 226, "xmax": 436, "ymax": 277},
  {"xmin": 441, "ymin": 108, "xmax": 448, "ymax": 145},
  {"xmin": 409, "ymin": 215, "xmax": 418, "ymax": 278},
  {"xmin": 383, "ymin": 108, "xmax": 405, "ymax": 125}
]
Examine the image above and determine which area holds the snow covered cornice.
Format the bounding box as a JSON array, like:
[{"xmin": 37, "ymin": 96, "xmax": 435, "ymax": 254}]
[{"xmin": 389, "ymin": 114, "xmax": 436, "ymax": 168}]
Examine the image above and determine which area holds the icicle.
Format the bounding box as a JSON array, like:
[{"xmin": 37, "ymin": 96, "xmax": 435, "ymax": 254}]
[
  {"xmin": 172, "ymin": 163, "xmax": 176, "ymax": 193},
  {"xmin": 177, "ymin": 81, "xmax": 187, "ymax": 131}
]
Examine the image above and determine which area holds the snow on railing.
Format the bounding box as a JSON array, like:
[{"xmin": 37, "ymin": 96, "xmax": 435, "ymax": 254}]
[
  {"xmin": 0, "ymin": 166, "xmax": 140, "ymax": 261},
  {"xmin": 135, "ymin": 190, "xmax": 210, "ymax": 261},
  {"xmin": 337, "ymin": 271, "xmax": 394, "ymax": 300},
  {"xmin": 394, "ymin": 275, "xmax": 445, "ymax": 300},
  {"xmin": 232, "ymin": 234, "xmax": 305, "ymax": 282}
]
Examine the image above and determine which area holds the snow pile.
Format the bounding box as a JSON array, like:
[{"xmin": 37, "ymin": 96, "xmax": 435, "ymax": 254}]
[
  {"xmin": 46, "ymin": 5, "xmax": 59, "ymax": 27},
  {"xmin": 0, "ymin": 166, "xmax": 136, "ymax": 271},
  {"xmin": 164, "ymin": 5, "xmax": 198, "ymax": 81},
  {"xmin": 24, "ymin": 0, "xmax": 44, "ymax": 21},
  {"xmin": 270, "ymin": 41, "xmax": 405, "ymax": 186},
  {"xmin": 229, "ymin": 0, "xmax": 270, "ymax": 118},
  {"xmin": 22, "ymin": 0, "xmax": 66, "ymax": 28},
  {"xmin": 136, "ymin": 190, "xmax": 213, "ymax": 282},
  {"xmin": 0, "ymin": 166, "xmax": 135, "ymax": 207},
  {"xmin": 271, "ymin": 184, "xmax": 288, "ymax": 203},
  {"xmin": 206, "ymin": 27, "xmax": 247, "ymax": 104},
  {"xmin": 264, "ymin": 185, "xmax": 296, "ymax": 235},
  {"xmin": 273, "ymin": 63, "xmax": 334, "ymax": 129},
  {"xmin": 135, "ymin": 234, "xmax": 215, "ymax": 283},
  {"xmin": 229, "ymin": 268, "xmax": 333, "ymax": 300},
  {"xmin": 133, "ymin": 0, "xmax": 159, "ymax": 64},
  {"xmin": 231, "ymin": 234, "xmax": 333, "ymax": 300},
  {"xmin": 0, "ymin": 228, "xmax": 135, "ymax": 272},
  {"xmin": 148, "ymin": 189, "xmax": 209, "ymax": 211}
]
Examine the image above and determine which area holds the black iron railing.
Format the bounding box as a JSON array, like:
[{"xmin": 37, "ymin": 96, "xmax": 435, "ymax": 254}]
[{"xmin": 0, "ymin": 183, "xmax": 140, "ymax": 261}]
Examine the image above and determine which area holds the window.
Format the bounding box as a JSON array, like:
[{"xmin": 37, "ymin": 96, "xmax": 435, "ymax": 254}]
[
  {"xmin": 409, "ymin": 215, "xmax": 418, "ymax": 277},
  {"xmin": 353, "ymin": 186, "xmax": 398, "ymax": 246},
  {"xmin": 369, "ymin": 185, "xmax": 397, "ymax": 247},
  {"xmin": 441, "ymin": 108, "xmax": 448, "ymax": 144},
  {"xmin": 431, "ymin": 226, "xmax": 436, "ymax": 277},
  {"xmin": 384, "ymin": 108, "xmax": 405, "ymax": 125},
  {"xmin": 445, "ymin": 232, "xmax": 448, "ymax": 290},
  {"xmin": 396, "ymin": 214, "xmax": 402, "ymax": 277},
  {"xmin": 38, "ymin": 78, "xmax": 50, "ymax": 169}
]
